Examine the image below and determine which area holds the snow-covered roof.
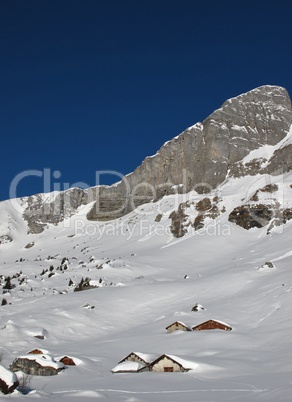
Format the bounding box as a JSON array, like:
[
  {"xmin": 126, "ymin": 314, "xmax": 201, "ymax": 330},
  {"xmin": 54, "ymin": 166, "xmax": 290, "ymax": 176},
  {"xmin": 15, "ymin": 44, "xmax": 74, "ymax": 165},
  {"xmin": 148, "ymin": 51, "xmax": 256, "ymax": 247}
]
[
  {"xmin": 111, "ymin": 361, "xmax": 146, "ymax": 373},
  {"xmin": 27, "ymin": 348, "xmax": 49, "ymax": 355},
  {"xmin": 209, "ymin": 319, "xmax": 232, "ymax": 327},
  {"xmin": 166, "ymin": 321, "xmax": 190, "ymax": 329},
  {"xmin": 119, "ymin": 352, "xmax": 158, "ymax": 364},
  {"xmin": 166, "ymin": 354, "xmax": 198, "ymax": 370},
  {"xmin": 0, "ymin": 364, "xmax": 18, "ymax": 387},
  {"xmin": 132, "ymin": 352, "xmax": 159, "ymax": 363},
  {"xmin": 192, "ymin": 319, "xmax": 232, "ymax": 329},
  {"xmin": 17, "ymin": 354, "xmax": 64, "ymax": 370}
]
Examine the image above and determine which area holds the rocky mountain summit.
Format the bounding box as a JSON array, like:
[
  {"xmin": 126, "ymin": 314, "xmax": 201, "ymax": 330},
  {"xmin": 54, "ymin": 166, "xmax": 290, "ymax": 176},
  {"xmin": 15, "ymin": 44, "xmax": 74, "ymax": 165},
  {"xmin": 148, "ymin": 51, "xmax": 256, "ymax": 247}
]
[{"xmin": 10, "ymin": 85, "xmax": 292, "ymax": 234}]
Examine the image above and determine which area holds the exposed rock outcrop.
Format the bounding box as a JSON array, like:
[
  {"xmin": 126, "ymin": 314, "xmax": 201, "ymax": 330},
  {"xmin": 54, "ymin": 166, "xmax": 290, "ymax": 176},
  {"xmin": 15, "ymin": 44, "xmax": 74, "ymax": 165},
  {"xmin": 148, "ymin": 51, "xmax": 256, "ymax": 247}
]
[
  {"xmin": 0, "ymin": 235, "xmax": 13, "ymax": 245},
  {"xmin": 86, "ymin": 86, "xmax": 291, "ymax": 221},
  {"xmin": 193, "ymin": 196, "xmax": 222, "ymax": 230},
  {"xmin": 169, "ymin": 205, "xmax": 189, "ymax": 238},
  {"xmin": 228, "ymin": 204, "xmax": 274, "ymax": 229},
  {"xmin": 23, "ymin": 188, "xmax": 88, "ymax": 234},
  {"xmin": 228, "ymin": 203, "xmax": 292, "ymax": 232}
]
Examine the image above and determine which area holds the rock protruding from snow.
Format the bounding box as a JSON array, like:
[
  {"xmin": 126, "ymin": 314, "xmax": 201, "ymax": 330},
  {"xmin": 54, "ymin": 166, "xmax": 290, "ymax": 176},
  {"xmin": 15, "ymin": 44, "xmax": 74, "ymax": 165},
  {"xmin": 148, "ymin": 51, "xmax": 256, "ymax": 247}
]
[
  {"xmin": 0, "ymin": 235, "xmax": 13, "ymax": 245},
  {"xmin": 191, "ymin": 303, "xmax": 204, "ymax": 312}
]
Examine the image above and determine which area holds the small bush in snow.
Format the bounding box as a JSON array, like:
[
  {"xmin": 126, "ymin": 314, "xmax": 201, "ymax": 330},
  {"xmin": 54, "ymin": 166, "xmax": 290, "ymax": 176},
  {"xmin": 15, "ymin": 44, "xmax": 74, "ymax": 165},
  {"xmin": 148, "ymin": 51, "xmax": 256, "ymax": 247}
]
[
  {"xmin": 17, "ymin": 373, "xmax": 32, "ymax": 394},
  {"xmin": 74, "ymin": 277, "xmax": 97, "ymax": 292}
]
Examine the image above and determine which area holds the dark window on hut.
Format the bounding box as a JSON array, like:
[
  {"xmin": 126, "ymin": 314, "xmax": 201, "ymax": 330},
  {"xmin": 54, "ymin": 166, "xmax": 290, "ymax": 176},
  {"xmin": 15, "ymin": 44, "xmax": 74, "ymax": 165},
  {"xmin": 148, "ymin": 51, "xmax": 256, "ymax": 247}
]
[
  {"xmin": 164, "ymin": 367, "xmax": 173, "ymax": 372},
  {"xmin": 131, "ymin": 358, "xmax": 135, "ymax": 362}
]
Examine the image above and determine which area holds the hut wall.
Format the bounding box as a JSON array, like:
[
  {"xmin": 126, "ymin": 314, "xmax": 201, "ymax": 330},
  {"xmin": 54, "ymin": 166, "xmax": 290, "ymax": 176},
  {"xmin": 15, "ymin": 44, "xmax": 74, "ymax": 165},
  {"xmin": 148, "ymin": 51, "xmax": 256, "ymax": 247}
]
[
  {"xmin": 123, "ymin": 353, "xmax": 145, "ymax": 364},
  {"xmin": 10, "ymin": 358, "xmax": 59, "ymax": 376},
  {"xmin": 193, "ymin": 321, "xmax": 231, "ymax": 331},
  {"xmin": 167, "ymin": 323, "xmax": 189, "ymax": 333},
  {"xmin": 151, "ymin": 357, "xmax": 184, "ymax": 372}
]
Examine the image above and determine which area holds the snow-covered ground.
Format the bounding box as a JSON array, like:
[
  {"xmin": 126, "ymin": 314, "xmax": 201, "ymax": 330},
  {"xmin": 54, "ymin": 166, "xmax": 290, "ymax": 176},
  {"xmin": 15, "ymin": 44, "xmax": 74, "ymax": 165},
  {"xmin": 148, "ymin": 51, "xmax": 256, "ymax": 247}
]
[{"xmin": 0, "ymin": 170, "xmax": 292, "ymax": 401}]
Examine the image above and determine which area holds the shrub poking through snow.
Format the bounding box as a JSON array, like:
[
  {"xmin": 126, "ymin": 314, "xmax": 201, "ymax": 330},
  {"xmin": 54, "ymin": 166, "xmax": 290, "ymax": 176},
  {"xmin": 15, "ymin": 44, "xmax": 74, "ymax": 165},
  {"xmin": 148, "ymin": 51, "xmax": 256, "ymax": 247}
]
[
  {"xmin": 74, "ymin": 277, "xmax": 97, "ymax": 292},
  {"xmin": 17, "ymin": 372, "xmax": 32, "ymax": 394},
  {"xmin": 1, "ymin": 298, "xmax": 7, "ymax": 306}
]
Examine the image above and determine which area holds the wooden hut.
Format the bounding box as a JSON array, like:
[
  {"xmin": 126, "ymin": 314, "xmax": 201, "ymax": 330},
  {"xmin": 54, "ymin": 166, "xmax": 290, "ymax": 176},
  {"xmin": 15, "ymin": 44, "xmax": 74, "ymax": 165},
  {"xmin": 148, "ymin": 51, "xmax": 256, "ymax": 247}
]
[
  {"xmin": 148, "ymin": 354, "xmax": 198, "ymax": 372},
  {"xmin": 59, "ymin": 356, "xmax": 76, "ymax": 366},
  {"xmin": 112, "ymin": 352, "xmax": 160, "ymax": 373},
  {"xmin": 192, "ymin": 319, "xmax": 232, "ymax": 331},
  {"xmin": 165, "ymin": 321, "xmax": 191, "ymax": 333}
]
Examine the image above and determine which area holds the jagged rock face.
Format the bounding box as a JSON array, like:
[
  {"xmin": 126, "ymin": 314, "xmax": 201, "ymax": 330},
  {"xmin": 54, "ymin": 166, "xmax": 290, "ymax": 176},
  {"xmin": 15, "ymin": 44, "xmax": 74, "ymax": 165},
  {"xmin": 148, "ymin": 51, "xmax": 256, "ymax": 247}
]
[
  {"xmin": 21, "ymin": 85, "xmax": 292, "ymax": 231},
  {"xmin": 85, "ymin": 85, "xmax": 292, "ymax": 221},
  {"xmin": 23, "ymin": 188, "xmax": 88, "ymax": 234},
  {"xmin": 264, "ymin": 144, "xmax": 292, "ymax": 175}
]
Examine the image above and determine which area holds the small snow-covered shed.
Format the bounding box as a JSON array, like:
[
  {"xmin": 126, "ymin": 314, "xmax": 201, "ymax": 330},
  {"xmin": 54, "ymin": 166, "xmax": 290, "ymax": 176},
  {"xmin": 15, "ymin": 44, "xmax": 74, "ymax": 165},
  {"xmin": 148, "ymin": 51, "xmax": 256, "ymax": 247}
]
[
  {"xmin": 27, "ymin": 348, "xmax": 48, "ymax": 355},
  {"xmin": 58, "ymin": 356, "xmax": 76, "ymax": 366},
  {"xmin": 149, "ymin": 354, "xmax": 198, "ymax": 372},
  {"xmin": 192, "ymin": 319, "xmax": 232, "ymax": 331},
  {"xmin": 0, "ymin": 365, "xmax": 19, "ymax": 394},
  {"xmin": 55, "ymin": 355, "xmax": 82, "ymax": 366},
  {"xmin": 166, "ymin": 321, "xmax": 191, "ymax": 333},
  {"xmin": 10, "ymin": 354, "xmax": 64, "ymax": 376}
]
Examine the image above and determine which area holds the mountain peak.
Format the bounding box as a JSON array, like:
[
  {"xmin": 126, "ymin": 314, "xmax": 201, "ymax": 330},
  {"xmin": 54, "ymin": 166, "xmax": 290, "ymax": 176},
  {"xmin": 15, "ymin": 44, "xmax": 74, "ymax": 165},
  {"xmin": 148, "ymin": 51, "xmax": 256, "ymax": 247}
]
[
  {"xmin": 6, "ymin": 85, "xmax": 292, "ymax": 233},
  {"xmin": 220, "ymin": 84, "xmax": 291, "ymax": 111}
]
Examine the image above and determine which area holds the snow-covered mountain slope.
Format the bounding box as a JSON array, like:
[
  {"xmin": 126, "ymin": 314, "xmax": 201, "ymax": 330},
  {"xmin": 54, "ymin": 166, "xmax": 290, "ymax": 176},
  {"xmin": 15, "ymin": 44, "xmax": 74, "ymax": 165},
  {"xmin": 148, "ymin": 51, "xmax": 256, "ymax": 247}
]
[
  {"xmin": 1, "ymin": 86, "xmax": 292, "ymax": 400},
  {"xmin": 1, "ymin": 168, "xmax": 292, "ymax": 400}
]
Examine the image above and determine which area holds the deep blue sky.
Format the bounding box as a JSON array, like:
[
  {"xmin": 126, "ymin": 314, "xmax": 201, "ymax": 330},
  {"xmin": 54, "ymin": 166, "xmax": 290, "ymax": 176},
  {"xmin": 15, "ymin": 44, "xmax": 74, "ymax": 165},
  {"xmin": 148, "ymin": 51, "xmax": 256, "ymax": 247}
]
[{"xmin": 1, "ymin": 0, "xmax": 292, "ymax": 200}]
